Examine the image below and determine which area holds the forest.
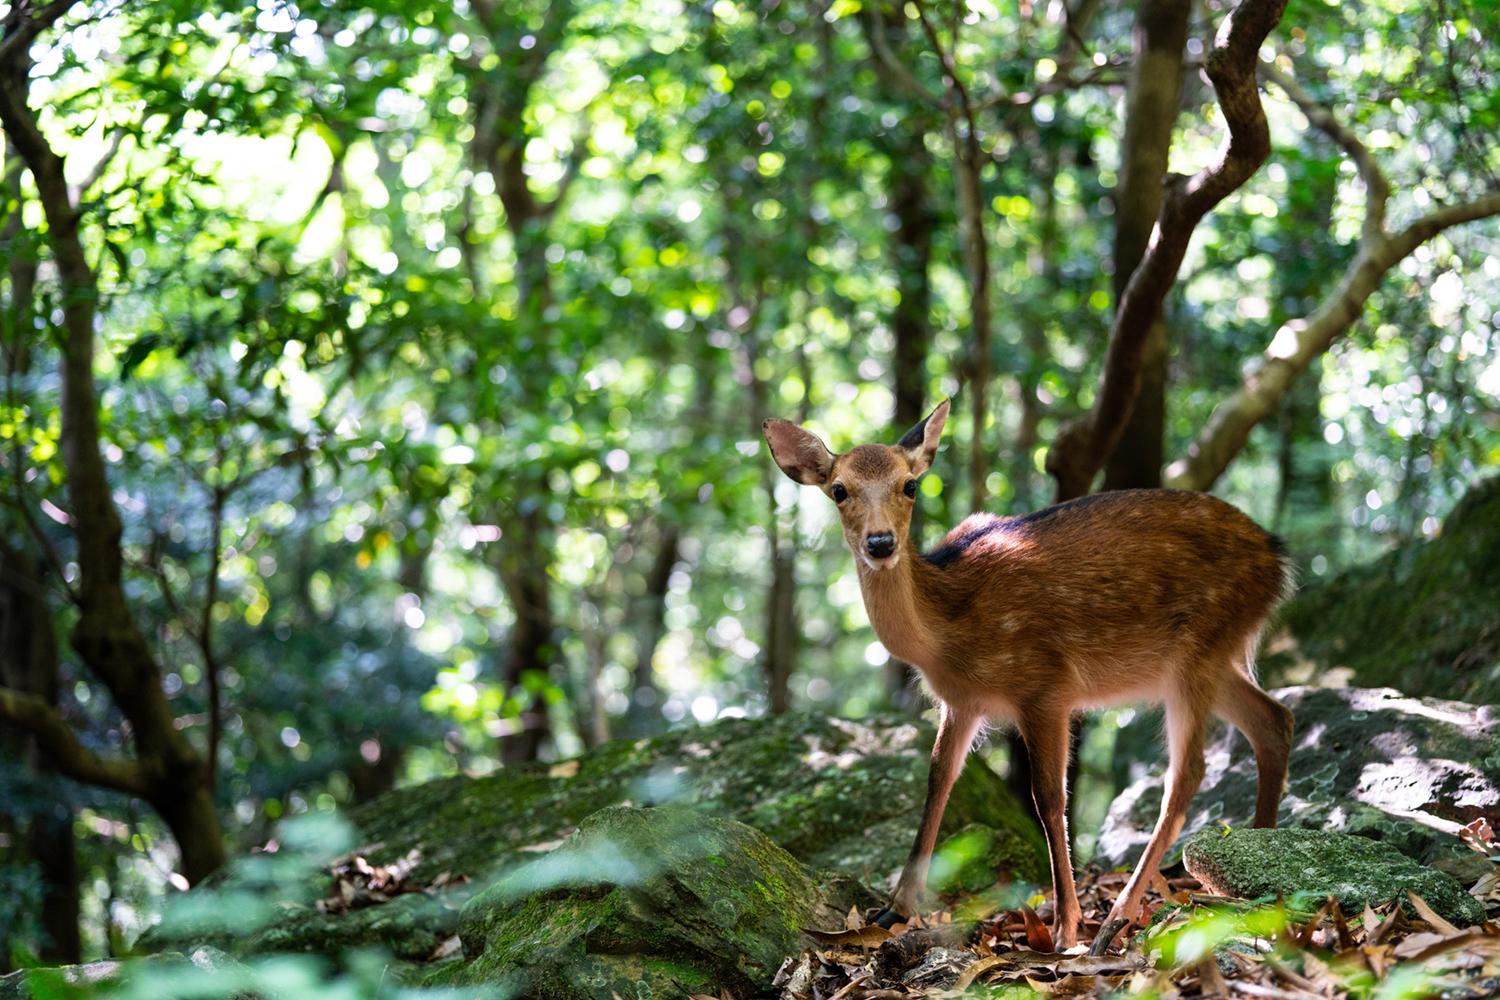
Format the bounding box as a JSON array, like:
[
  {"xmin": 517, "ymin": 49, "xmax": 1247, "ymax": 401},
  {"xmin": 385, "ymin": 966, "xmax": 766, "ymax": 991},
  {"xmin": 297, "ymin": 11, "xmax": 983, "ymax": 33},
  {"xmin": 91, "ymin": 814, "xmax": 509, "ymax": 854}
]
[{"xmin": 0, "ymin": 0, "xmax": 1498, "ymax": 996}]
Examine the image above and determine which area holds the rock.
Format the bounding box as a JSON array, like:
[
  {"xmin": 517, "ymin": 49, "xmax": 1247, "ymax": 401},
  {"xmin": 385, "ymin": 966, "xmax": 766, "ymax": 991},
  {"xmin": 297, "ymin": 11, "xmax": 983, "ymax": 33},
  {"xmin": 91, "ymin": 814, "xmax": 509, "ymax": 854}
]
[
  {"xmin": 1265, "ymin": 476, "xmax": 1500, "ymax": 705},
  {"xmin": 427, "ymin": 804, "xmax": 861, "ymax": 999},
  {"xmin": 152, "ymin": 713, "xmax": 1045, "ymax": 962},
  {"xmin": 1183, "ymin": 828, "xmax": 1485, "ymax": 927},
  {"xmin": 1097, "ymin": 687, "xmax": 1499, "ymax": 873},
  {"xmin": 0, "ymin": 947, "xmax": 251, "ymax": 1000}
]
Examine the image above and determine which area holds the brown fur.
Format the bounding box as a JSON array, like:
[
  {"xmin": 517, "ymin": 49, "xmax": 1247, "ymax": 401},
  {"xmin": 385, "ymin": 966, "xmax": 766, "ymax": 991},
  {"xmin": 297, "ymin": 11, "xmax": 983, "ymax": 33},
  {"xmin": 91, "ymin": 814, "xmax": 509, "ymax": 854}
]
[{"xmin": 764, "ymin": 400, "xmax": 1295, "ymax": 947}]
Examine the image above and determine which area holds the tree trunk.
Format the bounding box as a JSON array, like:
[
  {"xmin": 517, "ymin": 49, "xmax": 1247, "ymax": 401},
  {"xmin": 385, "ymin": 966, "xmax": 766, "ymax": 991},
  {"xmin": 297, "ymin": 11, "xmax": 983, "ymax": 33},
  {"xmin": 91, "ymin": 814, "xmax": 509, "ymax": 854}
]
[
  {"xmin": 886, "ymin": 125, "xmax": 936, "ymax": 708},
  {"xmin": 1101, "ymin": 0, "xmax": 1191, "ymax": 492},
  {"xmin": 625, "ymin": 525, "xmax": 679, "ymax": 736},
  {"xmin": 149, "ymin": 781, "xmax": 227, "ymax": 886},
  {"xmin": 765, "ymin": 533, "xmax": 796, "ymax": 715},
  {"xmin": 0, "ymin": 32, "xmax": 227, "ymax": 883},
  {"xmin": 1045, "ymin": 0, "xmax": 1290, "ymax": 502},
  {"xmin": 496, "ymin": 509, "xmax": 555, "ymax": 764},
  {"xmin": 0, "ymin": 546, "xmax": 81, "ymax": 965}
]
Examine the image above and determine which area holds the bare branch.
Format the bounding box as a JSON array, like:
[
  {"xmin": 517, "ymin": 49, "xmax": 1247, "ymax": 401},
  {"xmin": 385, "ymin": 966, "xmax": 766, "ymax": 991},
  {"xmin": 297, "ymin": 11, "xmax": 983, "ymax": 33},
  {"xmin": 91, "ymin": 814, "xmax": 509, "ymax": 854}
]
[
  {"xmin": 1260, "ymin": 60, "xmax": 1390, "ymax": 240},
  {"xmin": 861, "ymin": 4, "xmax": 944, "ymax": 109},
  {"xmin": 73, "ymin": 128, "xmax": 125, "ymax": 202},
  {"xmin": 1166, "ymin": 195, "xmax": 1500, "ymax": 491},
  {"xmin": 0, "ymin": 686, "xmax": 151, "ymax": 796},
  {"xmin": 1163, "ymin": 51, "xmax": 1500, "ymax": 491}
]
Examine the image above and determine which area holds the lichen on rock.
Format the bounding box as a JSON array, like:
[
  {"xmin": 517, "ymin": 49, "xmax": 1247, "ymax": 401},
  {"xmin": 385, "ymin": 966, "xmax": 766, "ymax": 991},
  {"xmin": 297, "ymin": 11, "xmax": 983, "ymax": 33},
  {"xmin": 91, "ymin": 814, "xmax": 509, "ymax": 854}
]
[{"xmin": 1183, "ymin": 827, "xmax": 1485, "ymax": 927}]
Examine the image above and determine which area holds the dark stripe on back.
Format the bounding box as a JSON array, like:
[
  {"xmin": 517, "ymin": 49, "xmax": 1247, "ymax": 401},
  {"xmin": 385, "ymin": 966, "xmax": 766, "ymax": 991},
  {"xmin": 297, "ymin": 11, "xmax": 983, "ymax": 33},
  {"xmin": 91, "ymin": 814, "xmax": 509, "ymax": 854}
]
[
  {"xmin": 921, "ymin": 519, "xmax": 1009, "ymax": 568},
  {"xmin": 1011, "ymin": 491, "xmax": 1115, "ymax": 525}
]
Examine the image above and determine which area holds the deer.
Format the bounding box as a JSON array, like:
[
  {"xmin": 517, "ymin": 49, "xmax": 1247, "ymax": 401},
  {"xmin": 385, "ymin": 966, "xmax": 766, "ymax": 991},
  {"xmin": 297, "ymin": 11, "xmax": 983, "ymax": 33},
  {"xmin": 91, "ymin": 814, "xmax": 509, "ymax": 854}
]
[{"xmin": 762, "ymin": 399, "xmax": 1295, "ymax": 949}]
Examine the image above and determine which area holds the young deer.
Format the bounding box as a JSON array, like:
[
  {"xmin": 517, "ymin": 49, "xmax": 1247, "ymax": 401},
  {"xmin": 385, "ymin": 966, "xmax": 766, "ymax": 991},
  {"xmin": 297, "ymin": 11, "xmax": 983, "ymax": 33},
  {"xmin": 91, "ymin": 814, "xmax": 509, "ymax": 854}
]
[{"xmin": 763, "ymin": 399, "xmax": 1294, "ymax": 948}]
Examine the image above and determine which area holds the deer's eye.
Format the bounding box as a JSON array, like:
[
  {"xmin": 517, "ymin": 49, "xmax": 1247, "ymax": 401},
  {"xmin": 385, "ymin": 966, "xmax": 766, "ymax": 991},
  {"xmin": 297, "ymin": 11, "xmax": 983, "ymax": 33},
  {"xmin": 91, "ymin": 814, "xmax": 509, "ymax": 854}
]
[
  {"xmin": 903, "ymin": 479, "xmax": 918, "ymax": 498},
  {"xmin": 831, "ymin": 483, "xmax": 848, "ymax": 503}
]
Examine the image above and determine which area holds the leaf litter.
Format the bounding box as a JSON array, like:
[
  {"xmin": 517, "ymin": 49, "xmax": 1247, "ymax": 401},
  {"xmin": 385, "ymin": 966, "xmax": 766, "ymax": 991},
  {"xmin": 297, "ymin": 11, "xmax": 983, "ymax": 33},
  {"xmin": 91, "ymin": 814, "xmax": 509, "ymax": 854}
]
[{"xmin": 759, "ymin": 819, "xmax": 1500, "ymax": 999}]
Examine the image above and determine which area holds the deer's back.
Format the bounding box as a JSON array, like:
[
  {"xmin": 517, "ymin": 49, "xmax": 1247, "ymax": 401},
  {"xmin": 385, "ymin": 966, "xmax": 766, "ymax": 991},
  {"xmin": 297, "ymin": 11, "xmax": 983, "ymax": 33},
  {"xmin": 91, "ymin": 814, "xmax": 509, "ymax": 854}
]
[{"xmin": 915, "ymin": 490, "xmax": 1290, "ymax": 705}]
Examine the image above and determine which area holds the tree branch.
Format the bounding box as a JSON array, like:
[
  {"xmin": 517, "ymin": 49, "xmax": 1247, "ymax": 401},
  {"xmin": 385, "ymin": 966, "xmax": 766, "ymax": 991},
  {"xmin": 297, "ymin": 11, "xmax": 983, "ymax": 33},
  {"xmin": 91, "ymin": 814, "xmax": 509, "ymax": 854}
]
[
  {"xmin": 0, "ymin": 686, "xmax": 151, "ymax": 796},
  {"xmin": 1165, "ymin": 182, "xmax": 1500, "ymax": 489},
  {"xmin": 861, "ymin": 4, "xmax": 944, "ymax": 108},
  {"xmin": 1164, "ymin": 53, "xmax": 1500, "ymax": 491},
  {"xmin": 1259, "ymin": 60, "xmax": 1389, "ymax": 241},
  {"xmin": 1044, "ymin": 0, "xmax": 1289, "ymax": 501},
  {"xmin": 0, "ymin": 0, "xmax": 73, "ymax": 67}
]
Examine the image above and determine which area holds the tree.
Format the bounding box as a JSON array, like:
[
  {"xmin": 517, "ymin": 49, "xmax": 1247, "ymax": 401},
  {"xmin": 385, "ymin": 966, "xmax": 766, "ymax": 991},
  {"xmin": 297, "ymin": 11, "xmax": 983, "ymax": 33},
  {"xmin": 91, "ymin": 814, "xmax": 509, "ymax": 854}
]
[{"xmin": 0, "ymin": 1, "xmax": 226, "ymax": 884}]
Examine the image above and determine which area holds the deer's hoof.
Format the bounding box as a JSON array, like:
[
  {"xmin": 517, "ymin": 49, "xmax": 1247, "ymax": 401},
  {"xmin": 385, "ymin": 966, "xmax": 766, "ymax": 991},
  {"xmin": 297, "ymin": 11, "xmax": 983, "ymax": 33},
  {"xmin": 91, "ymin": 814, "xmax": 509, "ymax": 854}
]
[{"xmin": 871, "ymin": 907, "xmax": 909, "ymax": 929}]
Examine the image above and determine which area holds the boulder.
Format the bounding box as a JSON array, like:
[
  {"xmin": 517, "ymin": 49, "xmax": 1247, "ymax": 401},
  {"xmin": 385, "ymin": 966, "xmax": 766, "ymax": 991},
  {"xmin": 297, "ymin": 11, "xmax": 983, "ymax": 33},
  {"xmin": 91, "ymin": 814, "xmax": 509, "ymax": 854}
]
[
  {"xmin": 428, "ymin": 804, "xmax": 865, "ymax": 999},
  {"xmin": 1183, "ymin": 828, "xmax": 1485, "ymax": 927},
  {"xmin": 151, "ymin": 713, "xmax": 1046, "ymax": 961},
  {"xmin": 1097, "ymin": 687, "xmax": 1499, "ymax": 877},
  {"xmin": 1265, "ymin": 477, "xmax": 1500, "ymax": 705}
]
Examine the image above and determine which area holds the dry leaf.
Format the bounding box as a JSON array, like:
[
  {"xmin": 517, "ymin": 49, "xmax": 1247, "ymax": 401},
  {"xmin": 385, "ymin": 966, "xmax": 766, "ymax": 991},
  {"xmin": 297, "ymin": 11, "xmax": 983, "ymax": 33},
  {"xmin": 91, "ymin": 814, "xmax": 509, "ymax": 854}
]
[
  {"xmin": 1408, "ymin": 892, "xmax": 1463, "ymax": 934},
  {"xmin": 548, "ymin": 759, "xmax": 580, "ymax": 778},
  {"xmin": 953, "ymin": 954, "xmax": 1007, "ymax": 990},
  {"xmin": 1020, "ymin": 902, "xmax": 1056, "ymax": 953},
  {"xmin": 801, "ymin": 924, "xmax": 893, "ymax": 949}
]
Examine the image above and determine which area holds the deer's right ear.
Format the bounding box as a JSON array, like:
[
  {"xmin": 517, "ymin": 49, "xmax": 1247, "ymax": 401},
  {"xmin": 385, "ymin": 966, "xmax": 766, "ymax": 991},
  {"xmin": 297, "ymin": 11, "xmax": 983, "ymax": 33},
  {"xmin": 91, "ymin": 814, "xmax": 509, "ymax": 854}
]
[{"xmin": 763, "ymin": 419, "xmax": 835, "ymax": 485}]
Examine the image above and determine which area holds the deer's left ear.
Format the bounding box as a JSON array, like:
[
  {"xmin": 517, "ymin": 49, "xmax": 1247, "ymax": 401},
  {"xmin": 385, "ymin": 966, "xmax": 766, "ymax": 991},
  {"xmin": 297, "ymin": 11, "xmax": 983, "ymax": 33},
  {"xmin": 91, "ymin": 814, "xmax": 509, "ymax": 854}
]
[
  {"xmin": 763, "ymin": 419, "xmax": 836, "ymax": 485},
  {"xmin": 897, "ymin": 399, "xmax": 950, "ymax": 476}
]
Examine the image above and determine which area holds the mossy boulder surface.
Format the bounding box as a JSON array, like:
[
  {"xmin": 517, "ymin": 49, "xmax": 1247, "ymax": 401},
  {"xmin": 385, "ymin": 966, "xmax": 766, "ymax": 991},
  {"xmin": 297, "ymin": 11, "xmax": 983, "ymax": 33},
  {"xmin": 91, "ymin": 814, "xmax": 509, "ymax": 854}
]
[
  {"xmin": 1183, "ymin": 828, "xmax": 1485, "ymax": 927},
  {"xmin": 1265, "ymin": 476, "xmax": 1500, "ymax": 704},
  {"xmin": 0, "ymin": 948, "xmax": 250, "ymax": 1000},
  {"xmin": 1098, "ymin": 686, "xmax": 1500, "ymax": 872},
  {"xmin": 344, "ymin": 711, "xmax": 1044, "ymax": 889},
  {"xmin": 155, "ymin": 713, "xmax": 1044, "ymax": 962},
  {"xmin": 433, "ymin": 804, "xmax": 862, "ymax": 1000}
]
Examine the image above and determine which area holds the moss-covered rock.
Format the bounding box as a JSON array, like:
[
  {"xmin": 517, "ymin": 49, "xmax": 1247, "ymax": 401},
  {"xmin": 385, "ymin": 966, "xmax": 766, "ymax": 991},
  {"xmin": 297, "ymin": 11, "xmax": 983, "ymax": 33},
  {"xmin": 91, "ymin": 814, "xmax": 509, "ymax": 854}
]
[
  {"xmin": 430, "ymin": 804, "xmax": 860, "ymax": 999},
  {"xmin": 342, "ymin": 712, "xmax": 1044, "ymax": 889},
  {"xmin": 155, "ymin": 713, "xmax": 1044, "ymax": 964},
  {"xmin": 1098, "ymin": 686, "xmax": 1499, "ymax": 874},
  {"xmin": 1265, "ymin": 476, "xmax": 1500, "ymax": 704},
  {"xmin": 0, "ymin": 948, "xmax": 250, "ymax": 1000},
  {"xmin": 1183, "ymin": 828, "xmax": 1485, "ymax": 927}
]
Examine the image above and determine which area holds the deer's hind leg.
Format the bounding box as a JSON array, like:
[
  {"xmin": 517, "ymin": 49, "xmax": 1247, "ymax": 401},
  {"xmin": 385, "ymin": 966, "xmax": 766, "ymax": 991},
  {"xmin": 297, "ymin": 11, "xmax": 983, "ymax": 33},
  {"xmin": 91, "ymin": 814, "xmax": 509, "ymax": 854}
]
[
  {"xmin": 1214, "ymin": 672, "xmax": 1293, "ymax": 828},
  {"xmin": 1103, "ymin": 687, "xmax": 1211, "ymax": 933},
  {"xmin": 1018, "ymin": 703, "xmax": 1082, "ymax": 949}
]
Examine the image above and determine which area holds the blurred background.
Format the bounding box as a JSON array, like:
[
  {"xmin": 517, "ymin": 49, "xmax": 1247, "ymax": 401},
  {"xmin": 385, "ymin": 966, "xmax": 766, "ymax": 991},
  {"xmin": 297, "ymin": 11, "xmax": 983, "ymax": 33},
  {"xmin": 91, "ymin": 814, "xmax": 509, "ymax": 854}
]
[{"xmin": 1, "ymin": 0, "xmax": 1496, "ymax": 967}]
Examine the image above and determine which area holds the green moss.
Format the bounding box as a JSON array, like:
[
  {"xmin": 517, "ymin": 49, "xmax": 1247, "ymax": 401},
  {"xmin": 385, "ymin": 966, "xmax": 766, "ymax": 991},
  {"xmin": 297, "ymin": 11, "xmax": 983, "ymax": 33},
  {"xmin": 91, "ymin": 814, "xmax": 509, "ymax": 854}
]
[
  {"xmin": 1183, "ymin": 828, "xmax": 1484, "ymax": 927},
  {"xmin": 161, "ymin": 712, "xmax": 1045, "ymax": 968},
  {"xmin": 449, "ymin": 805, "xmax": 857, "ymax": 1000},
  {"xmin": 1267, "ymin": 476, "xmax": 1500, "ymax": 704}
]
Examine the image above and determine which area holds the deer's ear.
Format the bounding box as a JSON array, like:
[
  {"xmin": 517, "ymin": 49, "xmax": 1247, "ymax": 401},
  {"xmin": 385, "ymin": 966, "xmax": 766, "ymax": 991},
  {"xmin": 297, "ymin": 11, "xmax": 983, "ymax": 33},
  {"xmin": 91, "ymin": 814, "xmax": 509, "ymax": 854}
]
[
  {"xmin": 763, "ymin": 419, "xmax": 835, "ymax": 485},
  {"xmin": 897, "ymin": 399, "xmax": 950, "ymax": 476}
]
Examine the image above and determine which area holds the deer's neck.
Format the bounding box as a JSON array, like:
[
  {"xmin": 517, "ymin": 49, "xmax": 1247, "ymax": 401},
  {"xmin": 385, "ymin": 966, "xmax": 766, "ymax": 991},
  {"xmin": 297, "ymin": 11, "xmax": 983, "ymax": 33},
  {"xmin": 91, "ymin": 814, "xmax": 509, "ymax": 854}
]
[{"xmin": 857, "ymin": 550, "xmax": 940, "ymax": 671}]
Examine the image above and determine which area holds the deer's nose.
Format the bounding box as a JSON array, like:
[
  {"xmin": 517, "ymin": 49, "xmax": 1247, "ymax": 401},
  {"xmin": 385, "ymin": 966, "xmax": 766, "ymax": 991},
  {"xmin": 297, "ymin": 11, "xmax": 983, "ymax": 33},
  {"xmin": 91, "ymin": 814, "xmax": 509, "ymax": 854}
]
[{"xmin": 865, "ymin": 533, "xmax": 896, "ymax": 559}]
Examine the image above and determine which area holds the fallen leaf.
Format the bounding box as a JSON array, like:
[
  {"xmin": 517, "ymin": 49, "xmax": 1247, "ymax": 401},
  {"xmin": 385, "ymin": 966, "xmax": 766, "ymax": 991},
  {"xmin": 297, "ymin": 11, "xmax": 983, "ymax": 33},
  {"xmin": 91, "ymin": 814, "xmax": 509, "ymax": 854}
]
[
  {"xmin": 1409, "ymin": 892, "xmax": 1464, "ymax": 934},
  {"xmin": 801, "ymin": 925, "xmax": 893, "ymax": 949},
  {"xmin": 548, "ymin": 759, "xmax": 580, "ymax": 778},
  {"xmin": 1020, "ymin": 902, "xmax": 1055, "ymax": 953},
  {"xmin": 953, "ymin": 955, "xmax": 1007, "ymax": 990}
]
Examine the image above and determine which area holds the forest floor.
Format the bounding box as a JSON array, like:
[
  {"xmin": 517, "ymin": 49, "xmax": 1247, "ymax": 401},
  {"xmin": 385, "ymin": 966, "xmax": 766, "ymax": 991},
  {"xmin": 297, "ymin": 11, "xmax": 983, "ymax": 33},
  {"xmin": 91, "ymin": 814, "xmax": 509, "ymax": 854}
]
[{"xmin": 763, "ymin": 820, "xmax": 1500, "ymax": 1000}]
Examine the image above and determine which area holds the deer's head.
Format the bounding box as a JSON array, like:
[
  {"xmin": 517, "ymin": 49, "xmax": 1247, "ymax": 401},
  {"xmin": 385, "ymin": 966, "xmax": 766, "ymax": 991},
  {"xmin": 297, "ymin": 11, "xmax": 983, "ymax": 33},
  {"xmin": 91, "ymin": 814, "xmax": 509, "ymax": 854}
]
[{"xmin": 763, "ymin": 400, "xmax": 948, "ymax": 571}]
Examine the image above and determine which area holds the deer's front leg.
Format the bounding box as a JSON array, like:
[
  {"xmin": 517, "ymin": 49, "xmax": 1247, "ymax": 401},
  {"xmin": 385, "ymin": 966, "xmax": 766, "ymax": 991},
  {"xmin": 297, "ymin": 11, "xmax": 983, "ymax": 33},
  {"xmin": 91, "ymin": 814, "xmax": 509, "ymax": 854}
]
[
  {"xmin": 1019, "ymin": 706, "xmax": 1082, "ymax": 948},
  {"xmin": 874, "ymin": 704, "xmax": 982, "ymax": 928}
]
